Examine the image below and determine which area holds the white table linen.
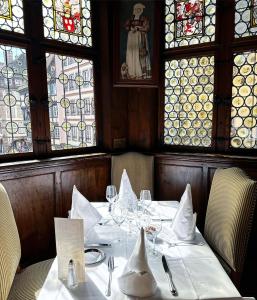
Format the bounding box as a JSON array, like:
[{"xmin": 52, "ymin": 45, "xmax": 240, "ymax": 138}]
[{"xmin": 38, "ymin": 201, "xmax": 241, "ymax": 300}]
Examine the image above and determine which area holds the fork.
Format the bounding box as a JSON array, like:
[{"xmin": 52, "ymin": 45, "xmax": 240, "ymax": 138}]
[{"xmin": 106, "ymin": 256, "xmax": 114, "ymax": 296}]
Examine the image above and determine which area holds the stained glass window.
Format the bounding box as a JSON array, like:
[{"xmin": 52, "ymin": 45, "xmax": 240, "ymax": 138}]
[
  {"xmin": 46, "ymin": 53, "xmax": 95, "ymax": 150},
  {"xmin": 165, "ymin": 0, "xmax": 216, "ymax": 48},
  {"xmin": 164, "ymin": 56, "xmax": 214, "ymax": 147},
  {"xmin": 235, "ymin": 0, "xmax": 257, "ymax": 38},
  {"xmin": 0, "ymin": 0, "xmax": 24, "ymax": 33},
  {"xmin": 230, "ymin": 51, "xmax": 257, "ymax": 149},
  {"xmin": 0, "ymin": 45, "xmax": 32, "ymax": 155},
  {"xmin": 42, "ymin": 0, "xmax": 92, "ymax": 47}
]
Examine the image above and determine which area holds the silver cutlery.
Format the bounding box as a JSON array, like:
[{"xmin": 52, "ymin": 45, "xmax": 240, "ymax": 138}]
[
  {"xmin": 85, "ymin": 243, "xmax": 112, "ymax": 248},
  {"xmin": 106, "ymin": 256, "xmax": 114, "ymax": 297},
  {"xmin": 152, "ymin": 218, "xmax": 173, "ymax": 222},
  {"xmin": 162, "ymin": 255, "xmax": 178, "ymax": 296},
  {"xmin": 169, "ymin": 241, "xmax": 205, "ymax": 247}
]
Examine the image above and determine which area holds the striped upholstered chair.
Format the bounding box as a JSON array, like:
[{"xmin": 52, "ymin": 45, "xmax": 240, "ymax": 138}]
[
  {"xmin": 204, "ymin": 167, "xmax": 257, "ymax": 285},
  {"xmin": 111, "ymin": 152, "xmax": 154, "ymax": 198},
  {"xmin": 0, "ymin": 183, "xmax": 53, "ymax": 300}
]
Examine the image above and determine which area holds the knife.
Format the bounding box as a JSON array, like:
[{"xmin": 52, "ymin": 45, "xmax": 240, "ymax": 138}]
[
  {"xmin": 152, "ymin": 218, "xmax": 173, "ymax": 222},
  {"xmin": 162, "ymin": 255, "xmax": 178, "ymax": 296},
  {"xmin": 85, "ymin": 243, "xmax": 111, "ymax": 247}
]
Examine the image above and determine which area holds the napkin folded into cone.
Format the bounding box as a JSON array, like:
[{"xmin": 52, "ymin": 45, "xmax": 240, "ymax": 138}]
[
  {"xmin": 170, "ymin": 184, "xmax": 197, "ymax": 242},
  {"xmin": 118, "ymin": 227, "xmax": 157, "ymax": 298},
  {"xmin": 118, "ymin": 169, "xmax": 137, "ymax": 211},
  {"xmin": 70, "ymin": 186, "xmax": 102, "ymax": 239}
]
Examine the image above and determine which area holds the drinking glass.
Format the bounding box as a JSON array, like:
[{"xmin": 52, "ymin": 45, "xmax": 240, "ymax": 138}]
[
  {"xmin": 145, "ymin": 216, "xmax": 162, "ymax": 256},
  {"xmin": 126, "ymin": 203, "xmax": 137, "ymax": 235},
  {"xmin": 110, "ymin": 200, "xmax": 127, "ymax": 242},
  {"xmin": 106, "ymin": 185, "xmax": 117, "ymax": 212},
  {"xmin": 136, "ymin": 209, "xmax": 151, "ymax": 231},
  {"xmin": 140, "ymin": 190, "xmax": 152, "ymax": 210}
]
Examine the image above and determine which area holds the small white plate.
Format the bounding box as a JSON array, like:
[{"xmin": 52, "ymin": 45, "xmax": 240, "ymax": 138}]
[{"xmin": 84, "ymin": 248, "xmax": 105, "ymax": 266}]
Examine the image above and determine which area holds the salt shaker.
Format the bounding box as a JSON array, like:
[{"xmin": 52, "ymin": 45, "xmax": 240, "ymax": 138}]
[{"xmin": 67, "ymin": 259, "xmax": 78, "ymax": 289}]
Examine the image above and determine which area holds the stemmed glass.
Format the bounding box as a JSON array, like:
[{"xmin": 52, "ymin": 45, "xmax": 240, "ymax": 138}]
[
  {"xmin": 140, "ymin": 190, "xmax": 152, "ymax": 211},
  {"xmin": 106, "ymin": 185, "xmax": 117, "ymax": 212},
  {"xmin": 110, "ymin": 200, "xmax": 127, "ymax": 242},
  {"xmin": 136, "ymin": 208, "xmax": 151, "ymax": 231},
  {"xmin": 145, "ymin": 216, "xmax": 162, "ymax": 256}
]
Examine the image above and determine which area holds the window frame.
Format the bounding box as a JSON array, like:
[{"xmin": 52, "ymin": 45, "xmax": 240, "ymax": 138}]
[
  {"xmin": 0, "ymin": 0, "xmax": 101, "ymax": 161},
  {"xmin": 159, "ymin": 0, "xmax": 257, "ymax": 155}
]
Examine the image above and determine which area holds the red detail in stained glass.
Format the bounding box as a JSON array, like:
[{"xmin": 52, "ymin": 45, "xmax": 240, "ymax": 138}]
[
  {"xmin": 57, "ymin": 0, "xmax": 81, "ymax": 33},
  {"xmin": 62, "ymin": 16, "xmax": 75, "ymax": 32},
  {"xmin": 176, "ymin": 0, "xmax": 203, "ymax": 36}
]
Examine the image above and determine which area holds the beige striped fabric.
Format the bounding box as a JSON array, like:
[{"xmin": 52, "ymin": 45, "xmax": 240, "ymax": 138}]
[
  {"xmin": 204, "ymin": 168, "xmax": 257, "ymax": 273},
  {"xmin": 8, "ymin": 259, "xmax": 53, "ymax": 300},
  {"xmin": 0, "ymin": 183, "xmax": 21, "ymax": 300},
  {"xmin": 111, "ymin": 152, "xmax": 154, "ymax": 198}
]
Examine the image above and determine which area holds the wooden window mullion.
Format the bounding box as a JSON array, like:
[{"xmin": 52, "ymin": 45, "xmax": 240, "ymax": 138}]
[
  {"xmin": 24, "ymin": 0, "xmax": 51, "ymax": 156},
  {"xmin": 212, "ymin": 0, "xmax": 235, "ymax": 152}
]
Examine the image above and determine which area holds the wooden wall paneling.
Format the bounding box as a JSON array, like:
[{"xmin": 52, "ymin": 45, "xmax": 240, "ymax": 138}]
[
  {"xmin": 155, "ymin": 154, "xmax": 257, "ymax": 231},
  {"xmin": 112, "ymin": 88, "xmax": 128, "ymax": 149},
  {"xmin": 155, "ymin": 158, "xmax": 204, "ymax": 228},
  {"xmin": 0, "ymin": 154, "xmax": 111, "ymax": 265},
  {"xmin": 59, "ymin": 156, "xmax": 111, "ymax": 216},
  {"xmin": 128, "ymin": 87, "xmax": 158, "ymax": 150},
  {"xmin": 2, "ymin": 173, "xmax": 56, "ymax": 265}
]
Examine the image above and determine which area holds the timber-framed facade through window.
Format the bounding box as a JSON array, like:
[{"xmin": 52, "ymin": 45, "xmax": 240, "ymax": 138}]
[{"xmin": 0, "ymin": 0, "xmax": 98, "ymax": 159}]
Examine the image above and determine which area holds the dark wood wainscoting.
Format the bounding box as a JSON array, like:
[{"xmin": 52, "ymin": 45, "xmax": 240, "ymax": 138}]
[
  {"xmin": 155, "ymin": 153, "xmax": 257, "ymax": 229},
  {"xmin": 0, "ymin": 154, "xmax": 111, "ymax": 266},
  {"xmin": 154, "ymin": 153, "xmax": 257, "ymax": 296}
]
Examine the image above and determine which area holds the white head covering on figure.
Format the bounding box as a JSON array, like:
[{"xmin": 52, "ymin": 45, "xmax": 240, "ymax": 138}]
[{"xmin": 133, "ymin": 3, "xmax": 145, "ymax": 17}]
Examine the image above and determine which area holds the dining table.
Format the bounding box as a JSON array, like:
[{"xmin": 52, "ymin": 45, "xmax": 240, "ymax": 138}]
[{"xmin": 38, "ymin": 201, "xmax": 242, "ymax": 300}]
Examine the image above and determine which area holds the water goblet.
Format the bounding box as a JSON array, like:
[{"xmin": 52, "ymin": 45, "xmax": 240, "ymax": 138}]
[
  {"xmin": 106, "ymin": 185, "xmax": 117, "ymax": 212},
  {"xmin": 110, "ymin": 201, "xmax": 127, "ymax": 242},
  {"xmin": 145, "ymin": 216, "xmax": 162, "ymax": 256},
  {"xmin": 140, "ymin": 190, "xmax": 152, "ymax": 210},
  {"xmin": 136, "ymin": 209, "xmax": 151, "ymax": 231}
]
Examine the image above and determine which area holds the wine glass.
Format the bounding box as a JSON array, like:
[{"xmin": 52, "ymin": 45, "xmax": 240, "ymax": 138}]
[
  {"xmin": 106, "ymin": 185, "xmax": 117, "ymax": 212},
  {"xmin": 145, "ymin": 216, "xmax": 162, "ymax": 256},
  {"xmin": 110, "ymin": 200, "xmax": 127, "ymax": 242},
  {"xmin": 140, "ymin": 190, "xmax": 152, "ymax": 210},
  {"xmin": 136, "ymin": 209, "xmax": 151, "ymax": 231}
]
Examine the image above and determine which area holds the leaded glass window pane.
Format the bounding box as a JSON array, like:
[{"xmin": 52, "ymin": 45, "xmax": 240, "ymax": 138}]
[
  {"xmin": 46, "ymin": 53, "xmax": 96, "ymax": 150},
  {"xmin": 230, "ymin": 51, "xmax": 257, "ymax": 149},
  {"xmin": 164, "ymin": 56, "xmax": 214, "ymax": 147},
  {"xmin": 0, "ymin": 45, "xmax": 32, "ymax": 154},
  {"xmin": 235, "ymin": 0, "xmax": 257, "ymax": 38},
  {"xmin": 0, "ymin": 0, "xmax": 24, "ymax": 34},
  {"xmin": 43, "ymin": 0, "xmax": 92, "ymax": 47},
  {"xmin": 165, "ymin": 0, "xmax": 216, "ymax": 48}
]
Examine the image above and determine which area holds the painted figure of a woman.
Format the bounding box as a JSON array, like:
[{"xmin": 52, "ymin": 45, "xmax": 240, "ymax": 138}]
[{"xmin": 123, "ymin": 3, "xmax": 151, "ymax": 80}]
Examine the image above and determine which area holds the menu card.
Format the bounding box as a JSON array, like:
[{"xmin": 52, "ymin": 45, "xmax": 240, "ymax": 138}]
[{"xmin": 54, "ymin": 218, "xmax": 86, "ymax": 283}]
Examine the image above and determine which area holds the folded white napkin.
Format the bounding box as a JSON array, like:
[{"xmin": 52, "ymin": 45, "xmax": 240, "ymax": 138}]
[
  {"xmin": 170, "ymin": 184, "xmax": 197, "ymax": 242},
  {"xmin": 70, "ymin": 186, "xmax": 102, "ymax": 239},
  {"xmin": 118, "ymin": 227, "xmax": 157, "ymax": 298},
  {"xmin": 118, "ymin": 169, "xmax": 137, "ymax": 211}
]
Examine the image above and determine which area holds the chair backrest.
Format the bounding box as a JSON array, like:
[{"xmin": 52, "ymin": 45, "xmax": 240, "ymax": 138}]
[
  {"xmin": 0, "ymin": 183, "xmax": 21, "ymax": 300},
  {"xmin": 204, "ymin": 167, "xmax": 257, "ymax": 274},
  {"xmin": 111, "ymin": 152, "xmax": 154, "ymax": 198}
]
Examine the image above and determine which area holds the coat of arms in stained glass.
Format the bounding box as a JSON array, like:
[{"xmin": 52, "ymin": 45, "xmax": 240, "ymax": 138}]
[
  {"xmin": 53, "ymin": 0, "xmax": 82, "ymax": 35},
  {"xmin": 0, "ymin": 0, "xmax": 12, "ymax": 20},
  {"xmin": 175, "ymin": 0, "xmax": 204, "ymax": 39}
]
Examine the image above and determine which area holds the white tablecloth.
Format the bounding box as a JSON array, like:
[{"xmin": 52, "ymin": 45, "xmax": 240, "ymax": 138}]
[{"xmin": 38, "ymin": 201, "xmax": 241, "ymax": 300}]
